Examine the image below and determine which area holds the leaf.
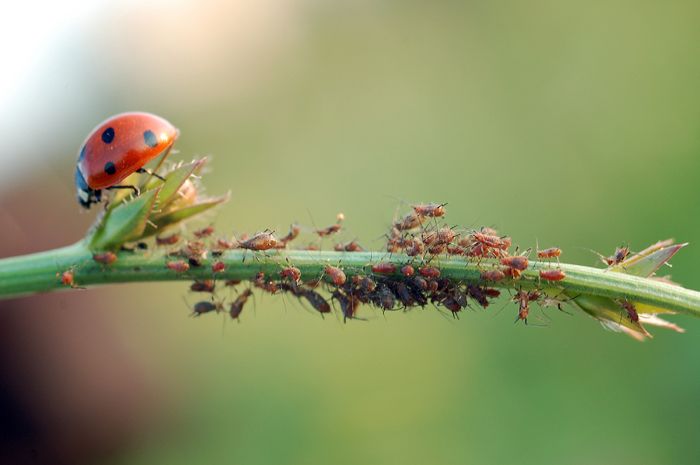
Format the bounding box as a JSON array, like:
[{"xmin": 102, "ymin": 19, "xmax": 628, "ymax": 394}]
[
  {"xmin": 88, "ymin": 188, "xmax": 160, "ymax": 251},
  {"xmin": 141, "ymin": 194, "xmax": 230, "ymax": 237},
  {"xmin": 610, "ymin": 242, "xmax": 687, "ymax": 277},
  {"xmin": 574, "ymin": 295, "xmax": 650, "ymax": 338},
  {"xmin": 155, "ymin": 158, "xmax": 207, "ymax": 208}
]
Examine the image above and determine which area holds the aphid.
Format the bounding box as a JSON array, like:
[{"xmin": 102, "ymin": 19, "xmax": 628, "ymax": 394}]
[
  {"xmin": 601, "ymin": 246, "xmax": 631, "ymax": 266},
  {"xmin": 411, "ymin": 276, "xmax": 428, "ymax": 291},
  {"xmin": 447, "ymin": 245, "xmax": 466, "ymax": 255},
  {"xmin": 212, "ymin": 261, "xmax": 226, "ymax": 273},
  {"xmin": 404, "ymin": 238, "xmax": 425, "ymax": 257},
  {"xmin": 332, "ymin": 290, "xmax": 361, "ymax": 322},
  {"xmin": 156, "ymin": 233, "xmax": 180, "ymax": 246},
  {"xmin": 316, "ymin": 213, "xmax": 344, "ymax": 237},
  {"xmin": 412, "ymin": 202, "xmax": 447, "ymax": 218},
  {"xmin": 481, "ymin": 269, "xmax": 506, "ymax": 282},
  {"xmin": 394, "ymin": 213, "xmax": 423, "ymax": 231},
  {"xmin": 166, "ymin": 260, "xmax": 190, "ymax": 273},
  {"xmin": 194, "ymin": 225, "xmax": 215, "ymax": 238},
  {"xmin": 392, "ymin": 282, "xmax": 416, "ymax": 307},
  {"xmin": 190, "ymin": 280, "xmax": 215, "ymax": 293},
  {"xmin": 472, "ymin": 232, "xmax": 511, "ymax": 250},
  {"xmin": 277, "ymin": 223, "xmax": 301, "ymax": 248},
  {"xmin": 183, "ymin": 241, "xmax": 208, "ymax": 266},
  {"xmin": 537, "ymin": 247, "xmax": 562, "ymax": 259},
  {"xmin": 334, "ymin": 240, "xmax": 364, "ymax": 252},
  {"xmin": 229, "ymin": 289, "xmax": 253, "ymax": 320},
  {"xmin": 441, "ymin": 296, "xmax": 462, "ymax": 317},
  {"xmin": 225, "ymin": 279, "xmax": 241, "ymax": 287},
  {"xmin": 57, "ymin": 270, "xmax": 76, "ymax": 288},
  {"xmin": 427, "ymin": 243, "xmax": 447, "ymax": 255},
  {"xmin": 500, "ymin": 256, "xmax": 529, "ymax": 271},
  {"xmin": 467, "ymin": 285, "xmax": 490, "ymax": 308},
  {"xmin": 401, "ymin": 265, "xmax": 415, "ymax": 277},
  {"xmin": 301, "ymin": 289, "xmax": 331, "ymax": 314},
  {"xmin": 372, "ymin": 262, "xmax": 397, "ymax": 274},
  {"xmin": 216, "ymin": 238, "xmax": 238, "ymax": 250},
  {"xmin": 75, "ymin": 112, "xmax": 178, "ymax": 208},
  {"xmin": 483, "ymin": 288, "xmax": 501, "ymax": 298},
  {"xmin": 502, "ymin": 267, "xmax": 521, "ymax": 279},
  {"xmin": 191, "ymin": 300, "xmax": 223, "ymax": 317},
  {"xmin": 619, "ymin": 300, "xmax": 639, "ymax": 322},
  {"xmin": 324, "ymin": 265, "xmax": 347, "ymax": 286},
  {"xmin": 93, "ymin": 252, "xmax": 117, "ymax": 265},
  {"xmin": 239, "ymin": 231, "xmax": 281, "ymax": 251},
  {"xmin": 352, "ymin": 275, "xmax": 377, "ymax": 294},
  {"xmin": 539, "ymin": 269, "xmax": 566, "ymax": 281},
  {"xmin": 280, "ymin": 266, "xmax": 302, "ymax": 283},
  {"xmin": 435, "ymin": 227, "xmax": 458, "ymax": 244},
  {"xmin": 419, "ymin": 266, "xmax": 441, "ymax": 279},
  {"xmin": 371, "ymin": 284, "xmax": 396, "ymax": 310},
  {"xmin": 513, "ymin": 290, "xmax": 541, "ymax": 324}
]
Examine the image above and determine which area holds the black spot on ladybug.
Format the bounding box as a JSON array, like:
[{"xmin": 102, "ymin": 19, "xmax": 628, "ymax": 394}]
[
  {"xmin": 102, "ymin": 127, "xmax": 115, "ymax": 144},
  {"xmin": 104, "ymin": 162, "xmax": 117, "ymax": 175},
  {"xmin": 144, "ymin": 130, "xmax": 158, "ymax": 148}
]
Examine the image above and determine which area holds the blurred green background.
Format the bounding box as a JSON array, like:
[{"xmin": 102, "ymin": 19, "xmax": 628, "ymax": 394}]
[{"xmin": 1, "ymin": 1, "xmax": 699, "ymax": 464}]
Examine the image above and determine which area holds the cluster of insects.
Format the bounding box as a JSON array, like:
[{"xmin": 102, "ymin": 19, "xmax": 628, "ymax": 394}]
[{"xmin": 66, "ymin": 112, "xmax": 640, "ymax": 326}]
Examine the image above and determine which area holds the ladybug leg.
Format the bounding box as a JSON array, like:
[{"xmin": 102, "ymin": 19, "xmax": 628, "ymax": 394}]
[
  {"xmin": 106, "ymin": 185, "xmax": 141, "ymax": 196},
  {"xmin": 136, "ymin": 167, "xmax": 165, "ymax": 181}
]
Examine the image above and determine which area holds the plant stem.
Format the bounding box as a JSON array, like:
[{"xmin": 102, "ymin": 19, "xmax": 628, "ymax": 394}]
[{"xmin": 1, "ymin": 242, "xmax": 699, "ymax": 318}]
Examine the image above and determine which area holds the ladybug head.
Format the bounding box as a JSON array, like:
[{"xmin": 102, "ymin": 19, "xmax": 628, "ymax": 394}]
[{"xmin": 75, "ymin": 167, "xmax": 101, "ymax": 209}]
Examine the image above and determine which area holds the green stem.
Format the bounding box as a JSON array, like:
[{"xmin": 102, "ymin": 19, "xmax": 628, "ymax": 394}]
[{"xmin": 1, "ymin": 242, "xmax": 699, "ymax": 318}]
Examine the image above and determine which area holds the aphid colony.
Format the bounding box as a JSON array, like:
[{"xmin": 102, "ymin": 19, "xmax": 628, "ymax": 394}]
[{"xmin": 74, "ymin": 203, "xmax": 637, "ymax": 325}]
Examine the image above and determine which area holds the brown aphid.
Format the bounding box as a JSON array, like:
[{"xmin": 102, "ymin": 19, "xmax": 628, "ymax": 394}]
[
  {"xmin": 316, "ymin": 213, "xmax": 344, "ymax": 238},
  {"xmin": 191, "ymin": 300, "xmax": 223, "ymax": 317},
  {"xmin": 324, "ymin": 265, "xmax": 347, "ymax": 286},
  {"xmin": 435, "ymin": 227, "xmax": 458, "ymax": 244},
  {"xmin": 484, "ymin": 288, "xmax": 501, "ymax": 298},
  {"xmin": 513, "ymin": 289, "xmax": 540, "ymax": 324},
  {"xmin": 372, "ymin": 284, "xmax": 396, "ymax": 310},
  {"xmin": 194, "ymin": 225, "xmax": 215, "ymax": 238},
  {"xmin": 412, "ymin": 203, "xmax": 447, "ymax": 218},
  {"xmin": 156, "ymin": 233, "xmax": 180, "ymax": 246},
  {"xmin": 412, "ymin": 276, "xmax": 428, "ymax": 291},
  {"xmin": 500, "ymin": 256, "xmax": 529, "ymax": 271},
  {"xmin": 441, "ymin": 297, "xmax": 462, "ymax": 317},
  {"xmin": 58, "ymin": 270, "xmax": 76, "ymax": 287},
  {"xmin": 190, "ymin": 279, "xmax": 216, "ymax": 293},
  {"xmin": 332, "ymin": 290, "xmax": 361, "ymax": 322},
  {"xmin": 472, "ymin": 232, "xmax": 511, "ymax": 250},
  {"xmin": 372, "ymin": 262, "xmax": 397, "ymax": 274},
  {"xmin": 353, "ymin": 275, "xmax": 377, "ymax": 294},
  {"xmin": 212, "ymin": 261, "xmax": 226, "ymax": 273},
  {"xmin": 401, "ymin": 265, "xmax": 415, "ymax": 277},
  {"xmin": 427, "ymin": 243, "xmax": 447, "ymax": 255},
  {"xmin": 394, "ymin": 213, "xmax": 423, "ymax": 231},
  {"xmin": 280, "ymin": 266, "xmax": 302, "ymax": 283},
  {"xmin": 602, "ymin": 246, "xmax": 631, "ymax": 266},
  {"xmin": 215, "ymin": 238, "xmax": 238, "ymax": 250},
  {"xmin": 225, "ymin": 279, "xmax": 242, "ymax": 287},
  {"xmin": 619, "ymin": 300, "xmax": 639, "ymax": 322},
  {"xmin": 537, "ymin": 247, "xmax": 562, "ymax": 259},
  {"xmin": 502, "ymin": 267, "xmax": 521, "ymax": 279},
  {"xmin": 93, "ymin": 251, "xmax": 117, "ymax": 265},
  {"xmin": 447, "ymin": 245, "xmax": 466, "ymax": 255},
  {"xmin": 419, "ymin": 266, "xmax": 441, "ymax": 279},
  {"xmin": 230, "ymin": 289, "xmax": 253, "ymax": 320},
  {"xmin": 302, "ymin": 289, "xmax": 331, "ymax": 314},
  {"xmin": 404, "ymin": 238, "xmax": 425, "ymax": 257},
  {"xmin": 334, "ymin": 240, "xmax": 364, "ymax": 252},
  {"xmin": 539, "ymin": 269, "xmax": 566, "ymax": 281},
  {"xmin": 481, "ymin": 269, "xmax": 506, "ymax": 282},
  {"xmin": 279, "ymin": 223, "xmax": 301, "ymax": 245},
  {"xmin": 239, "ymin": 231, "xmax": 281, "ymax": 251},
  {"xmin": 183, "ymin": 240, "xmax": 208, "ymax": 266},
  {"xmin": 166, "ymin": 260, "xmax": 190, "ymax": 273}
]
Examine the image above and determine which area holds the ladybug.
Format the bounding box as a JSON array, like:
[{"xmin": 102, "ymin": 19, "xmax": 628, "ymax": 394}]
[{"xmin": 75, "ymin": 112, "xmax": 179, "ymax": 208}]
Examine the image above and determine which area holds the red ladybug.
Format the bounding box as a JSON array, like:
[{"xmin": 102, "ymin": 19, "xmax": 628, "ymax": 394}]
[{"xmin": 75, "ymin": 112, "xmax": 179, "ymax": 208}]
